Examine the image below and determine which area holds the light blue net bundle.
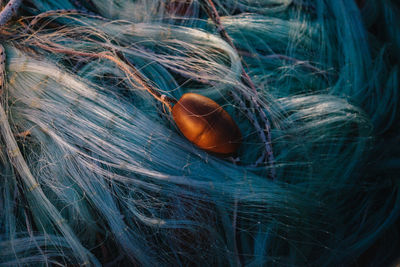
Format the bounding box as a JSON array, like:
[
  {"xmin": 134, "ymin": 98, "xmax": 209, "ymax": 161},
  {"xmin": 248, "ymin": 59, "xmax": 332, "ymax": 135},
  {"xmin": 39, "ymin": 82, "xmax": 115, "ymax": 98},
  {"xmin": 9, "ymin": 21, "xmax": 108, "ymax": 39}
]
[{"xmin": 0, "ymin": 0, "xmax": 399, "ymax": 266}]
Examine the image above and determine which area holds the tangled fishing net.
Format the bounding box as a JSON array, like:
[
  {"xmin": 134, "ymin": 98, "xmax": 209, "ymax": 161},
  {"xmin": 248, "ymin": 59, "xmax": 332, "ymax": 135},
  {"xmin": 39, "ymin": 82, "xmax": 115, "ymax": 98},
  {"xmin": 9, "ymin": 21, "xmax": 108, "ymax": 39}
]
[{"xmin": 0, "ymin": 0, "xmax": 399, "ymax": 266}]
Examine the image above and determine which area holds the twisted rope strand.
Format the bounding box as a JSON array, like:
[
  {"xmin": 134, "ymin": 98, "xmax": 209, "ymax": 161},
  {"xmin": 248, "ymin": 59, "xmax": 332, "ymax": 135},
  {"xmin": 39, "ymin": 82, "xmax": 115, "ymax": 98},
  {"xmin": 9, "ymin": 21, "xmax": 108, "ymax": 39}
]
[
  {"xmin": 0, "ymin": 0, "xmax": 22, "ymax": 27},
  {"xmin": 33, "ymin": 42, "xmax": 175, "ymax": 110},
  {"xmin": 202, "ymin": 0, "xmax": 276, "ymax": 177}
]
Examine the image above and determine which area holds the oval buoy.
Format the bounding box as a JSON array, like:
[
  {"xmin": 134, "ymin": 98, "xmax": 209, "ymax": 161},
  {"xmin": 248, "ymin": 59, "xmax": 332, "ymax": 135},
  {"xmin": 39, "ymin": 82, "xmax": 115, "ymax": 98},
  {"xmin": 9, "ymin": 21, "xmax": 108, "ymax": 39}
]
[{"xmin": 172, "ymin": 93, "xmax": 242, "ymax": 155}]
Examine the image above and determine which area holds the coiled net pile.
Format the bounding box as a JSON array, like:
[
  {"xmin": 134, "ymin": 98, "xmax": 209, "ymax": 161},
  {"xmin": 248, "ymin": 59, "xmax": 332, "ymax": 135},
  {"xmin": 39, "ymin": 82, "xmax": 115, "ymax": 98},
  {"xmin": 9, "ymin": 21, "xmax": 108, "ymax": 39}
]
[{"xmin": 0, "ymin": 0, "xmax": 399, "ymax": 266}]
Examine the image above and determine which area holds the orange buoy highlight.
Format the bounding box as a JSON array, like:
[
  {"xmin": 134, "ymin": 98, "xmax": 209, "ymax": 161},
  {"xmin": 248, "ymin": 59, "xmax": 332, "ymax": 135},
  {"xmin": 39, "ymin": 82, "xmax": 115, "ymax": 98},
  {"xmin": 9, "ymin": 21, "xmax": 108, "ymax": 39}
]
[{"xmin": 172, "ymin": 93, "xmax": 242, "ymax": 155}]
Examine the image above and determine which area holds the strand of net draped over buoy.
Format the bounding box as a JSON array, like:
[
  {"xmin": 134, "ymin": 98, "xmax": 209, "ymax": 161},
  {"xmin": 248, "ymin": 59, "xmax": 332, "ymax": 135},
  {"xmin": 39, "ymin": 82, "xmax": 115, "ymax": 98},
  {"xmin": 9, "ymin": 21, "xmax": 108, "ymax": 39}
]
[{"xmin": 200, "ymin": 0, "xmax": 276, "ymax": 177}]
